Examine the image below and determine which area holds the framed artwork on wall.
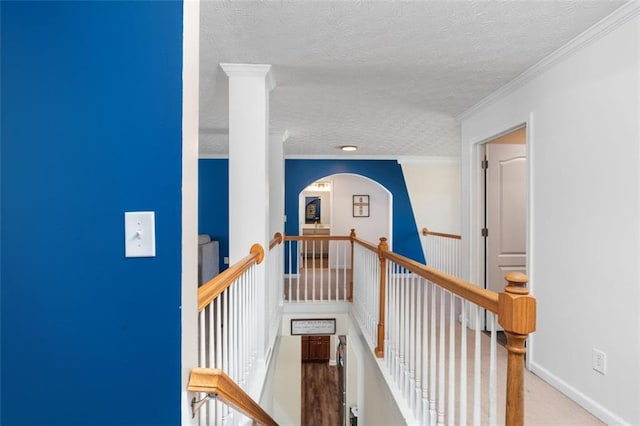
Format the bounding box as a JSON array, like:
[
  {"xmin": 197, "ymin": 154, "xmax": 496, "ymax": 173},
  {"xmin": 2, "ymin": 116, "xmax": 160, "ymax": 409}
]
[
  {"xmin": 353, "ymin": 194, "xmax": 370, "ymax": 217},
  {"xmin": 305, "ymin": 196, "xmax": 321, "ymax": 224}
]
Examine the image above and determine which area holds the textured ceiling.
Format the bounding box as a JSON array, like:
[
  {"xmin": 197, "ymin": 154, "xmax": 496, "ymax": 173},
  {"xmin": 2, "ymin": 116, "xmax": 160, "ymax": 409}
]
[{"xmin": 199, "ymin": 1, "xmax": 625, "ymax": 158}]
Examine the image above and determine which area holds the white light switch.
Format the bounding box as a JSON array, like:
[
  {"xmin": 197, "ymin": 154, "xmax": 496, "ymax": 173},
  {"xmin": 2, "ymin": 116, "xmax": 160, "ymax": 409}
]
[{"xmin": 125, "ymin": 211, "xmax": 156, "ymax": 258}]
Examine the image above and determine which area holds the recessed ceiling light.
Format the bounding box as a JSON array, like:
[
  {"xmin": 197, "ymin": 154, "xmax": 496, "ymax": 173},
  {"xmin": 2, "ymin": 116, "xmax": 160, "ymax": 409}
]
[{"xmin": 340, "ymin": 145, "xmax": 358, "ymax": 152}]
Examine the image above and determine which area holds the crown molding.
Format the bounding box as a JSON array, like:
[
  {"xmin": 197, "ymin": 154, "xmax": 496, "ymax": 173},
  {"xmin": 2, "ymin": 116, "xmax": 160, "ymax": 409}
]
[
  {"xmin": 284, "ymin": 154, "xmax": 402, "ymax": 160},
  {"xmin": 199, "ymin": 153, "xmax": 228, "ymax": 159},
  {"xmin": 396, "ymin": 156, "xmax": 461, "ymax": 165},
  {"xmin": 200, "ymin": 154, "xmax": 462, "ymax": 164},
  {"xmin": 457, "ymin": 0, "xmax": 640, "ymax": 122},
  {"xmin": 219, "ymin": 63, "xmax": 275, "ymax": 91}
]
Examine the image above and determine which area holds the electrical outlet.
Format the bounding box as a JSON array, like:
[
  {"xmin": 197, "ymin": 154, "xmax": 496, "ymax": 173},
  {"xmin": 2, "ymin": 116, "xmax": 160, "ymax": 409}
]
[{"xmin": 592, "ymin": 348, "xmax": 607, "ymax": 375}]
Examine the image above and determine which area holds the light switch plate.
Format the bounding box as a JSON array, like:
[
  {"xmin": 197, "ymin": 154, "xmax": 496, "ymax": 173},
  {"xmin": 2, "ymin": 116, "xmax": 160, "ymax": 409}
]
[{"xmin": 125, "ymin": 211, "xmax": 156, "ymax": 258}]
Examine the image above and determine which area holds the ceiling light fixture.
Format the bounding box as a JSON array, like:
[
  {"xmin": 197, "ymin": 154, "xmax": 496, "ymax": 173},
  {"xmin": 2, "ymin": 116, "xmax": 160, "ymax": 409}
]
[{"xmin": 340, "ymin": 145, "xmax": 358, "ymax": 152}]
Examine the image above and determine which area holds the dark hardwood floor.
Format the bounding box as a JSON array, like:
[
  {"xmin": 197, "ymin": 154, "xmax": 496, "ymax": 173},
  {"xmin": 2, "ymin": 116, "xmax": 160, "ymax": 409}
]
[{"xmin": 301, "ymin": 362, "xmax": 341, "ymax": 426}]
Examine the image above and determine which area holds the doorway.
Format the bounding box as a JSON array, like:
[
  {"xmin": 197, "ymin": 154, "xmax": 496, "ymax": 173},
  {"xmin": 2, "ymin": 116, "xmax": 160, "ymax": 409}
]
[
  {"xmin": 482, "ymin": 126, "xmax": 528, "ymax": 298},
  {"xmin": 298, "ymin": 173, "xmax": 393, "ymax": 249}
]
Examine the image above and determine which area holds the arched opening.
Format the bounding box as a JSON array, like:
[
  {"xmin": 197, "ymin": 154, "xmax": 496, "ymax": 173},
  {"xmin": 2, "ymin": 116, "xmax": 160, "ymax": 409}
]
[{"xmin": 298, "ymin": 173, "xmax": 393, "ymax": 249}]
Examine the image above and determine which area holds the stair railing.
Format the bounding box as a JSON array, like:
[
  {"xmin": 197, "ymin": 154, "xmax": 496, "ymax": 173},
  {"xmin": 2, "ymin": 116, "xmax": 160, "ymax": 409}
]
[
  {"xmin": 352, "ymin": 233, "xmax": 536, "ymax": 426},
  {"xmin": 188, "ymin": 368, "xmax": 277, "ymax": 426},
  {"xmin": 282, "ymin": 233, "xmax": 352, "ymax": 302},
  {"xmin": 421, "ymin": 227, "xmax": 462, "ymax": 277},
  {"xmin": 193, "ymin": 243, "xmax": 275, "ymax": 425}
]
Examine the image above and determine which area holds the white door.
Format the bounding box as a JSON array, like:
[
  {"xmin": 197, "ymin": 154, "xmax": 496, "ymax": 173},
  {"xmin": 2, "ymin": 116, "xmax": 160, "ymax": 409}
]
[{"xmin": 485, "ymin": 143, "xmax": 527, "ymax": 295}]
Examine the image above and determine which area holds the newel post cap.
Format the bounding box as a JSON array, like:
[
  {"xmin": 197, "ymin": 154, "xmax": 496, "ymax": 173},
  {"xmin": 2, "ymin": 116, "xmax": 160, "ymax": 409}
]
[{"xmin": 498, "ymin": 272, "xmax": 536, "ymax": 335}]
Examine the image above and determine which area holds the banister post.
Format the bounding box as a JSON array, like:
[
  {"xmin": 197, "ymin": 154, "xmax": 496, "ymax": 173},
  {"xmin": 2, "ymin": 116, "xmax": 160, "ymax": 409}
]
[
  {"xmin": 375, "ymin": 237, "xmax": 388, "ymax": 358},
  {"xmin": 498, "ymin": 272, "xmax": 536, "ymax": 426},
  {"xmin": 349, "ymin": 229, "xmax": 356, "ymax": 302}
]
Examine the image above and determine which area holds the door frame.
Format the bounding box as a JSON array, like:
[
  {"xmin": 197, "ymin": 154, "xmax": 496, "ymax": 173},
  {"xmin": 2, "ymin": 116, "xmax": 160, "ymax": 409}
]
[
  {"xmin": 182, "ymin": 1, "xmax": 200, "ymax": 424},
  {"xmin": 482, "ymin": 129, "xmax": 528, "ymax": 293},
  {"xmin": 467, "ymin": 114, "xmax": 535, "ymax": 366}
]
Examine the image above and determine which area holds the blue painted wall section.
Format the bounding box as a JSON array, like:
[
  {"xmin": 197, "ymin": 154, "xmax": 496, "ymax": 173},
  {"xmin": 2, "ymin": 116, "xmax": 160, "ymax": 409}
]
[
  {"xmin": 1, "ymin": 2, "xmax": 183, "ymax": 424},
  {"xmin": 285, "ymin": 160, "xmax": 424, "ymax": 263},
  {"xmin": 199, "ymin": 159, "xmax": 230, "ymax": 272}
]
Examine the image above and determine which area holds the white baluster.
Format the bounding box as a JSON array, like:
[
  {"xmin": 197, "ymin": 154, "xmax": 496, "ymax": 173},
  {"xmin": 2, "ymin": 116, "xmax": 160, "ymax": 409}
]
[
  {"xmin": 199, "ymin": 310, "xmax": 205, "ymax": 367},
  {"xmin": 459, "ymin": 300, "xmax": 467, "ymax": 426},
  {"xmin": 413, "ymin": 278, "xmax": 422, "ymax": 423},
  {"xmin": 429, "ymin": 282, "xmax": 437, "ymax": 425},
  {"xmin": 447, "ymin": 292, "xmax": 456, "ymax": 426},
  {"xmin": 438, "ymin": 288, "xmax": 445, "ymax": 425},
  {"xmin": 421, "ymin": 280, "xmax": 429, "ymax": 425},
  {"xmin": 409, "ymin": 274, "xmax": 416, "ymax": 411},
  {"xmin": 489, "ymin": 312, "xmax": 497, "ymax": 425},
  {"xmin": 473, "ymin": 306, "xmax": 481, "ymax": 425}
]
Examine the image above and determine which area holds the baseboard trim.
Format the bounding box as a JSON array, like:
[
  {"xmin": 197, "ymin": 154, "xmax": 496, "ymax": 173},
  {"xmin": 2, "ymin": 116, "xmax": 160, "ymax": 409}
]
[{"xmin": 529, "ymin": 361, "xmax": 631, "ymax": 425}]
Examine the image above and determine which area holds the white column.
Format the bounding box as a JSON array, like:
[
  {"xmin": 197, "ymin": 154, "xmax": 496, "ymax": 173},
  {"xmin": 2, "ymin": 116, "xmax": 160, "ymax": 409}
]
[
  {"xmin": 221, "ymin": 63, "xmax": 273, "ymax": 263},
  {"xmin": 269, "ymin": 130, "xmax": 286, "ymax": 238},
  {"xmin": 222, "ymin": 63, "xmax": 274, "ymax": 373}
]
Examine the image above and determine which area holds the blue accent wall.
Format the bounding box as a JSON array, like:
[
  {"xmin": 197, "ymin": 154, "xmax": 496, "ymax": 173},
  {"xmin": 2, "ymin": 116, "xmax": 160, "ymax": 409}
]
[
  {"xmin": 199, "ymin": 159, "xmax": 230, "ymax": 272},
  {"xmin": 1, "ymin": 2, "xmax": 183, "ymax": 424},
  {"xmin": 285, "ymin": 160, "xmax": 424, "ymax": 263}
]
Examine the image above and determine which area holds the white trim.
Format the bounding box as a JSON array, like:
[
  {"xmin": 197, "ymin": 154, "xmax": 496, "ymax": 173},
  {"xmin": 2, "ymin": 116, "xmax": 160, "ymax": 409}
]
[
  {"xmin": 465, "ymin": 115, "xmax": 531, "ymax": 314},
  {"xmin": 181, "ymin": 0, "xmax": 199, "ymax": 424},
  {"xmin": 282, "ymin": 129, "xmax": 290, "ymax": 143},
  {"xmin": 396, "ymin": 156, "xmax": 460, "ymax": 165},
  {"xmin": 458, "ymin": 0, "xmax": 640, "ymax": 121},
  {"xmin": 530, "ymin": 361, "xmax": 632, "ymax": 426},
  {"xmin": 199, "ymin": 153, "xmax": 229, "ymax": 159},
  {"xmin": 201, "ymin": 154, "xmax": 462, "ymax": 162},
  {"xmin": 220, "ymin": 63, "xmax": 274, "ymax": 91},
  {"xmin": 524, "ymin": 113, "xmax": 535, "ymax": 371},
  {"xmin": 285, "ymin": 154, "xmax": 424, "ymax": 160}
]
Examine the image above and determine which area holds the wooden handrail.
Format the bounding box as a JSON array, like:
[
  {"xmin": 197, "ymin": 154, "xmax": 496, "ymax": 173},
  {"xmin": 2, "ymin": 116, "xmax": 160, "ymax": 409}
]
[
  {"xmin": 355, "ymin": 238, "xmax": 498, "ymax": 313},
  {"xmin": 384, "ymin": 250, "xmax": 499, "ymax": 313},
  {"xmin": 352, "ymin": 236, "xmax": 379, "ymax": 253},
  {"xmin": 284, "ymin": 235, "xmax": 352, "ymax": 242},
  {"xmin": 198, "ymin": 243, "xmax": 265, "ymax": 312},
  {"xmin": 269, "ymin": 232, "xmax": 283, "ymax": 250},
  {"xmin": 422, "ymin": 227, "xmax": 462, "ymax": 240},
  {"xmin": 189, "ymin": 368, "xmax": 278, "ymax": 426}
]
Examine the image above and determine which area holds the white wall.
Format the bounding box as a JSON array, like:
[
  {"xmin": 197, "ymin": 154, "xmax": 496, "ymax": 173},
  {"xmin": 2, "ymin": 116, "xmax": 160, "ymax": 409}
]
[
  {"xmin": 272, "ymin": 336, "xmax": 301, "ymax": 426},
  {"xmin": 460, "ymin": 10, "xmax": 639, "ymax": 425},
  {"xmin": 401, "ymin": 159, "xmax": 461, "ymax": 259},
  {"xmin": 331, "ymin": 174, "xmax": 392, "ymax": 248},
  {"xmin": 347, "ymin": 330, "xmax": 407, "ymax": 426},
  {"xmin": 401, "ymin": 160, "xmax": 461, "ymax": 235}
]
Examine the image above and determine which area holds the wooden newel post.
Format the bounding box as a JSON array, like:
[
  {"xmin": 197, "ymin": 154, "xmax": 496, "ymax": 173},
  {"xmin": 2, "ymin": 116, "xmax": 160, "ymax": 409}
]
[
  {"xmin": 498, "ymin": 272, "xmax": 536, "ymax": 426},
  {"xmin": 375, "ymin": 237, "xmax": 388, "ymax": 358},
  {"xmin": 349, "ymin": 229, "xmax": 356, "ymax": 302}
]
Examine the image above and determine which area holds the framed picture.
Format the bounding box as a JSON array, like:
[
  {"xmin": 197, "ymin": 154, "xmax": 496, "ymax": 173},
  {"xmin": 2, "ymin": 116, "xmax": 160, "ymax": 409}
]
[
  {"xmin": 291, "ymin": 318, "xmax": 336, "ymax": 335},
  {"xmin": 353, "ymin": 194, "xmax": 370, "ymax": 217},
  {"xmin": 305, "ymin": 196, "xmax": 321, "ymax": 224}
]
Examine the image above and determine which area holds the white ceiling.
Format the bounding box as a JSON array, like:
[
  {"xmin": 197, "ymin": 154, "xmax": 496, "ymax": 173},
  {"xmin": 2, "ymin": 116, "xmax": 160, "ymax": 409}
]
[{"xmin": 199, "ymin": 0, "xmax": 626, "ymax": 158}]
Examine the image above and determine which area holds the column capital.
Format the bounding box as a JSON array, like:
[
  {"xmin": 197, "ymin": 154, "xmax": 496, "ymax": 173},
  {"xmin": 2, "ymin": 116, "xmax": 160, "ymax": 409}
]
[{"xmin": 220, "ymin": 63, "xmax": 275, "ymax": 91}]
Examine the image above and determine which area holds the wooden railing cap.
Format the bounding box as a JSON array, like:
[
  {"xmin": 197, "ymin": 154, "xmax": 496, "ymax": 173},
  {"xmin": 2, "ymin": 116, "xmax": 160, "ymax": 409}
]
[
  {"xmin": 505, "ymin": 272, "xmax": 529, "ymax": 295},
  {"xmin": 250, "ymin": 243, "xmax": 265, "ymax": 264}
]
